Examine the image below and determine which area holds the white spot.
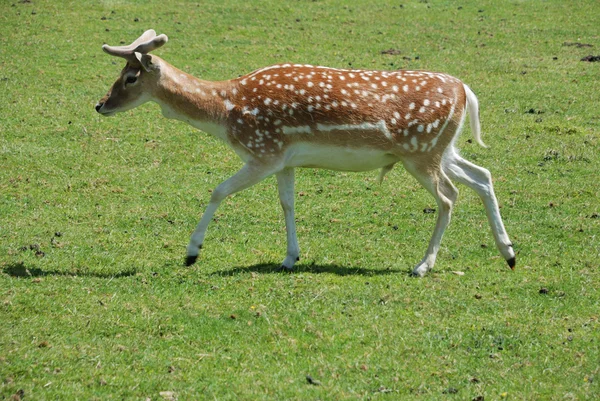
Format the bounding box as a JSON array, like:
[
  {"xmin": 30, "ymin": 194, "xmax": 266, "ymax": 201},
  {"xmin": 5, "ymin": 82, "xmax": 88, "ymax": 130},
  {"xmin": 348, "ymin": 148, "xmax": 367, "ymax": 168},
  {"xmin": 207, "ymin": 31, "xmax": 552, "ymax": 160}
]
[
  {"xmin": 307, "ymin": 81, "xmax": 314, "ymax": 88},
  {"xmin": 393, "ymin": 111, "xmax": 401, "ymax": 119},
  {"xmin": 264, "ymin": 98, "xmax": 272, "ymax": 106},
  {"xmin": 240, "ymin": 79, "xmax": 247, "ymax": 85},
  {"xmin": 409, "ymin": 103, "xmax": 415, "ymax": 110},
  {"xmin": 423, "ymin": 99, "xmax": 430, "ymax": 106},
  {"xmin": 411, "ymin": 136, "xmax": 418, "ymax": 149},
  {"xmin": 403, "ymin": 85, "xmax": 409, "ymax": 92},
  {"xmin": 417, "ymin": 125, "xmax": 424, "ymax": 133},
  {"xmin": 224, "ymin": 100, "xmax": 235, "ymax": 111},
  {"xmin": 419, "ymin": 106, "xmax": 426, "ymax": 113},
  {"xmin": 282, "ymin": 125, "xmax": 312, "ymax": 135},
  {"xmin": 437, "ymin": 87, "xmax": 443, "ymax": 93},
  {"xmin": 392, "ymin": 85, "xmax": 399, "ymax": 92},
  {"xmin": 307, "ymin": 105, "xmax": 314, "ymax": 112}
]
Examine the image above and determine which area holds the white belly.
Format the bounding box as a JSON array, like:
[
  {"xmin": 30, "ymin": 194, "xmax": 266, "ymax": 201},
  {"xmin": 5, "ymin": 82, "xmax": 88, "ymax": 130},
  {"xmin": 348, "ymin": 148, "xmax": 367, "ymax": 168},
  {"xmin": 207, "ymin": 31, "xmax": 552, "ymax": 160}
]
[{"xmin": 284, "ymin": 143, "xmax": 399, "ymax": 171}]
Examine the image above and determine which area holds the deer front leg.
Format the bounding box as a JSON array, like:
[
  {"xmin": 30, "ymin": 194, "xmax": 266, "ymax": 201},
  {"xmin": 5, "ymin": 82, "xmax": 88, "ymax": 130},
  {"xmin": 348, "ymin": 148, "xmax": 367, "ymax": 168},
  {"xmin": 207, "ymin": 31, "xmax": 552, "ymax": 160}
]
[
  {"xmin": 185, "ymin": 162, "xmax": 279, "ymax": 266},
  {"xmin": 276, "ymin": 167, "xmax": 300, "ymax": 270}
]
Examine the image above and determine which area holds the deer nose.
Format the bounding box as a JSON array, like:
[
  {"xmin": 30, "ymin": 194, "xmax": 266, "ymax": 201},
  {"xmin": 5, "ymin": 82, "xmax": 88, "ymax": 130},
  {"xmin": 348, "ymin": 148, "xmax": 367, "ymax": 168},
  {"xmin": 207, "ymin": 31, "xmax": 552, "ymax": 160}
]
[{"xmin": 95, "ymin": 103, "xmax": 103, "ymax": 113}]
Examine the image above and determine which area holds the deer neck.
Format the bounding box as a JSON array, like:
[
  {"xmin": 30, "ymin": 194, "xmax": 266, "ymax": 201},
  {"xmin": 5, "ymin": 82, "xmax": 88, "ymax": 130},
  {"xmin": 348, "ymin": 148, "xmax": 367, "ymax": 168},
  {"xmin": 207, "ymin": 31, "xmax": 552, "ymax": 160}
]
[{"xmin": 153, "ymin": 59, "xmax": 231, "ymax": 141}]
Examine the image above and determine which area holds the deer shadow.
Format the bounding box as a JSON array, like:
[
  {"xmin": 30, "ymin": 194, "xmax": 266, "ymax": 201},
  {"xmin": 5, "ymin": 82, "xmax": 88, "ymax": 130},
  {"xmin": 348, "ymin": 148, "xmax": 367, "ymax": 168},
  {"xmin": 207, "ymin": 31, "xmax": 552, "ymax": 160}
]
[
  {"xmin": 213, "ymin": 262, "xmax": 407, "ymax": 277},
  {"xmin": 2, "ymin": 262, "xmax": 136, "ymax": 279}
]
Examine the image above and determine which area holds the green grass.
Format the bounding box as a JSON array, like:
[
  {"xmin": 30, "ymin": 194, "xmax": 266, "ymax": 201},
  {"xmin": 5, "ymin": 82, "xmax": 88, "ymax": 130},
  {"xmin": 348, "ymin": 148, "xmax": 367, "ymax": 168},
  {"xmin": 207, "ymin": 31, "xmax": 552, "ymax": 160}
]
[{"xmin": 1, "ymin": 0, "xmax": 599, "ymax": 399}]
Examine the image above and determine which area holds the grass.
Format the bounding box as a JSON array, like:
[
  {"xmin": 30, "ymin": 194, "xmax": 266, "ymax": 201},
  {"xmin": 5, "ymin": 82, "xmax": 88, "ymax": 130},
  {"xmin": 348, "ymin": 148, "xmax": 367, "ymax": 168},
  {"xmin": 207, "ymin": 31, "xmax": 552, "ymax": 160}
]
[{"xmin": 1, "ymin": 0, "xmax": 599, "ymax": 399}]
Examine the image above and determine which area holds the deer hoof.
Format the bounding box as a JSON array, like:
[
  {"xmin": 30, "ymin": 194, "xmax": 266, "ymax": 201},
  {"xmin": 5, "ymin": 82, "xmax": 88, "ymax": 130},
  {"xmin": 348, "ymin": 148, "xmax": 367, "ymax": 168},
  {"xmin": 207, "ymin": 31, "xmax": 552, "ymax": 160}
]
[
  {"xmin": 276, "ymin": 265, "xmax": 294, "ymax": 273},
  {"xmin": 185, "ymin": 255, "xmax": 198, "ymax": 267}
]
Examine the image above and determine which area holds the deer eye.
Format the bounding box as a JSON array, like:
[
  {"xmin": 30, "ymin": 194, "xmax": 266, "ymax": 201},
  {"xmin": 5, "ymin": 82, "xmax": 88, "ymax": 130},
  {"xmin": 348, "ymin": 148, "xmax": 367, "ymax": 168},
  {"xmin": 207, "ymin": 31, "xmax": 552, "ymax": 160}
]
[{"xmin": 125, "ymin": 75, "xmax": 138, "ymax": 85}]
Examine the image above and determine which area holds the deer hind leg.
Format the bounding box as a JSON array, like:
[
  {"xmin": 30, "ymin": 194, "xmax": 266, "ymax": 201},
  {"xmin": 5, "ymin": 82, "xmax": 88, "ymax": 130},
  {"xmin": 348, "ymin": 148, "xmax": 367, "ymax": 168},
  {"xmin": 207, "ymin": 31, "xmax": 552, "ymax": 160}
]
[
  {"xmin": 276, "ymin": 167, "xmax": 300, "ymax": 270},
  {"xmin": 403, "ymin": 159, "xmax": 459, "ymax": 277},
  {"xmin": 185, "ymin": 161, "xmax": 280, "ymax": 266},
  {"xmin": 444, "ymin": 150, "xmax": 516, "ymax": 268}
]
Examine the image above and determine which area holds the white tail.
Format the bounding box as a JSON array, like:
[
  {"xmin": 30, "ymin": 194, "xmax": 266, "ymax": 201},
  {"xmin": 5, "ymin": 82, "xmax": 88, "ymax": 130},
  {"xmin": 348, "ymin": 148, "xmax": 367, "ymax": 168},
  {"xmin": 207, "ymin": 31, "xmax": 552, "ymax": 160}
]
[
  {"xmin": 464, "ymin": 84, "xmax": 486, "ymax": 148},
  {"xmin": 96, "ymin": 29, "xmax": 515, "ymax": 276}
]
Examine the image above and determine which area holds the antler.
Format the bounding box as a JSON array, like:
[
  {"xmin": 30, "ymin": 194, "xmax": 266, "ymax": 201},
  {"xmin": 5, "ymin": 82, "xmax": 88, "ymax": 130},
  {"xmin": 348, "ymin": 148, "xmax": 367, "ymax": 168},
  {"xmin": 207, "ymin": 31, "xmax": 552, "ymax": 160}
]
[{"xmin": 102, "ymin": 29, "xmax": 168, "ymax": 68}]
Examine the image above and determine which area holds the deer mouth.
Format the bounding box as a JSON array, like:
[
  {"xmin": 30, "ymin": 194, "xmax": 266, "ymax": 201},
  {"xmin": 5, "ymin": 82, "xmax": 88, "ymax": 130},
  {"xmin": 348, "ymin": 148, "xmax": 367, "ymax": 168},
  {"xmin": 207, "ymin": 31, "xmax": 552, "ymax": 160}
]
[{"xmin": 95, "ymin": 103, "xmax": 117, "ymax": 116}]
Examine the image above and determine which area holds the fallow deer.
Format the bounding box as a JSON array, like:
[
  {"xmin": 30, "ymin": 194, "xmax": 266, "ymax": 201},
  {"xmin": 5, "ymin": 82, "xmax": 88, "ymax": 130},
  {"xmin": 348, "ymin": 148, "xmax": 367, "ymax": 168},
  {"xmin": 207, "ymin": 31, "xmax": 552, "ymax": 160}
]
[{"xmin": 96, "ymin": 29, "xmax": 515, "ymax": 276}]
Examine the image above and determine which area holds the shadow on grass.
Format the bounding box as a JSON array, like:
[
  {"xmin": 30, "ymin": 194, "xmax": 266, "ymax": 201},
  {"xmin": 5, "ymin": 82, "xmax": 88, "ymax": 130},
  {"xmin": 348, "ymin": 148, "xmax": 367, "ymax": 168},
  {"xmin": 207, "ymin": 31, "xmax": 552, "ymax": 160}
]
[
  {"xmin": 214, "ymin": 262, "xmax": 407, "ymax": 277},
  {"xmin": 2, "ymin": 262, "xmax": 136, "ymax": 279}
]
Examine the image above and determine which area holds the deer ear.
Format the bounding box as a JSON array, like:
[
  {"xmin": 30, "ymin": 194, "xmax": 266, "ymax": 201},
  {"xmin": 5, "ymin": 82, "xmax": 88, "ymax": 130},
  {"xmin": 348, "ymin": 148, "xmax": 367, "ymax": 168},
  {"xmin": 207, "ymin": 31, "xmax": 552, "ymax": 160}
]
[{"xmin": 136, "ymin": 53, "xmax": 155, "ymax": 72}]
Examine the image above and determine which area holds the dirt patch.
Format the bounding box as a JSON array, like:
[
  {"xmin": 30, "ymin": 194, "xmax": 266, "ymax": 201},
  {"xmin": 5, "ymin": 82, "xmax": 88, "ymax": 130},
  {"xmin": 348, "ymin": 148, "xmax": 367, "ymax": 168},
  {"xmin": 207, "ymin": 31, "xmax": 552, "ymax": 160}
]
[
  {"xmin": 381, "ymin": 48, "xmax": 402, "ymax": 55},
  {"xmin": 581, "ymin": 55, "xmax": 600, "ymax": 62},
  {"xmin": 563, "ymin": 42, "xmax": 593, "ymax": 48}
]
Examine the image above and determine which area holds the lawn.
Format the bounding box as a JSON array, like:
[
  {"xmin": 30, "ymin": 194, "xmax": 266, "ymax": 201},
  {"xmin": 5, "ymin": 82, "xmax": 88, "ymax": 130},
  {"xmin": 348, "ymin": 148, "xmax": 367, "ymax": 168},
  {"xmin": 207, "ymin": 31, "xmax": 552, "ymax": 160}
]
[{"xmin": 1, "ymin": 0, "xmax": 599, "ymax": 399}]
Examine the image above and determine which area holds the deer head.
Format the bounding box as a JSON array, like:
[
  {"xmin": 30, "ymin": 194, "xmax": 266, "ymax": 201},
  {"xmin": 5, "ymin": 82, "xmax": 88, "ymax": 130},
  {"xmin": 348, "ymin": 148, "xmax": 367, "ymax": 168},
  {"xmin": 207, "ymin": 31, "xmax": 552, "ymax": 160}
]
[{"xmin": 95, "ymin": 29, "xmax": 168, "ymax": 116}]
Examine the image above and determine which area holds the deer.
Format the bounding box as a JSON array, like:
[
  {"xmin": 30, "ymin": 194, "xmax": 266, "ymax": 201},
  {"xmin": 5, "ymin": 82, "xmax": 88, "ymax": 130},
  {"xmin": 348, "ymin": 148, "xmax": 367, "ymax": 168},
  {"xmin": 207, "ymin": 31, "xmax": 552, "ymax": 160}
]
[{"xmin": 95, "ymin": 29, "xmax": 515, "ymax": 276}]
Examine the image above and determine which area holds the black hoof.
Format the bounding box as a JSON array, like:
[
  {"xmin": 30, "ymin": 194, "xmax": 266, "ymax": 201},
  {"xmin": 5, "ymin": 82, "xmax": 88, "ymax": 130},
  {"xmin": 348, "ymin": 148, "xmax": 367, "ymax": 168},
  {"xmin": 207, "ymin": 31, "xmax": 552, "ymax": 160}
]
[
  {"xmin": 185, "ymin": 255, "xmax": 198, "ymax": 267},
  {"xmin": 507, "ymin": 257, "xmax": 516, "ymax": 270}
]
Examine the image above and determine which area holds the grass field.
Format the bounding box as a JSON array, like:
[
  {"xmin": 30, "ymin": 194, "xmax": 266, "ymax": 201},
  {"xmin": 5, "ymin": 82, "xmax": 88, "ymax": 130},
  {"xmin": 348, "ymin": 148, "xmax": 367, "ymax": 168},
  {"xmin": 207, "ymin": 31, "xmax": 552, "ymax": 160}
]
[{"xmin": 1, "ymin": 0, "xmax": 599, "ymax": 399}]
